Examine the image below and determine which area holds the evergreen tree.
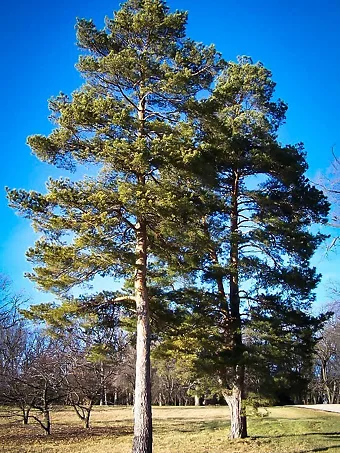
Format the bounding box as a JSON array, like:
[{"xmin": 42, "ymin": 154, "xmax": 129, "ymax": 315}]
[
  {"xmin": 157, "ymin": 58, "xmax": 330, "ymax": 439},
  {"xmin": 7, "ymin": 1, "xmax": 220, "ymax": 452},
  {"xmin": 246, "ymin": 300, "xmax": 329, "ymax": 405},
  {"xmin": 198, "ymin": 57, "xmax": 329, "ymax": 438}
]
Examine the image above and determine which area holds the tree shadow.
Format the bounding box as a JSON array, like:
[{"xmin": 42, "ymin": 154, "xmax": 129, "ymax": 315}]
[
  {"xmin": 254, "ymin": 432, "xmax": 340, "ymax": 439},
  {"xmin": 153, "ymin": 419, "xmax": 202, "ymax": 434},
  {"xmin": 253, "ymin": 432, "xmax": 340, "ymax": 452},
  {"xmin": 298, "ymin": 446, "xmax": 340, "ymax": 452},
  {"xmin": 0, "ymin": 424, "xmax": 133, "ymax": 444},
  {"xmin": 153, "ymin": 418, "xmax": 226, "ymax": 435}
]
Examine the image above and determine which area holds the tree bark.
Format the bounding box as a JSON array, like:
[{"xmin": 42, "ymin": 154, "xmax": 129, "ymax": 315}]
[
  {"xmin": 227, "ymin": 169, "xmax": 247, "ymax": 439},
  {"xmin": 223, "ymin": 381, "xmax": 247, "ymax": 439},
  {"xmin": 43, "ymin": 410, "xmax": 51, "ymax": 435},
  {"xmin": 84, "ymin": 409, "xmax": 91, "ymax": 429},
  {"xmin": 22, "ymin": 407, "xmax": 30, "ymax": 425},
  {"xmin": 132, "ymin": 220, "xmax": 152, "ymax": 453},
  {"xmin": 194, "ymin": 395, "xmax": 201, "ymax": 406}
]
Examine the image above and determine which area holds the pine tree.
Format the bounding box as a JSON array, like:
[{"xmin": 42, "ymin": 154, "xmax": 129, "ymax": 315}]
[
  {"xmin": 156, "ymin": 57, "xmax": 330, "ymax": 439},
  {"xmin": 245, "ymin": 299, "xmax": 329, "ymax": 405},
  {"xmin": 198, "ymin": 57, "xmax": 329, "ymax": 438},
  {"xmin": 7, "ymin": 2, "xmax": 221, "ymax": 451}
]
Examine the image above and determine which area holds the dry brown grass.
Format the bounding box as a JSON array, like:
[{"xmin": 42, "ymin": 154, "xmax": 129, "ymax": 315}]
[{"xmin": 0, "ymin": 405, "xmax": 340, "ymax": 452}]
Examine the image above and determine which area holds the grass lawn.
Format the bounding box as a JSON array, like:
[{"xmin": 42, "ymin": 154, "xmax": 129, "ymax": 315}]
[{"xmin": 0, "ymin": 405, "xmax": 340, "ymax": 452}]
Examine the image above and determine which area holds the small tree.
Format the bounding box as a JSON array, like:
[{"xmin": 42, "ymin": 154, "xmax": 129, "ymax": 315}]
[
  {"xmin": 22, "ymin": 338, "xmax": 68, "ymax": 435},
  {"xmin": 0, "ymin": 329, "xmax": 67, "ymax": 434},
  {"xmin": 0, "ymin": 275, "xmax": 28, "ymax": 328},
  {"xmin": 314, "ymin": 318, "xmax": 340, "ymax": 403},
  {"xmin": 65, "ymin": 354, "xmax": 107, "ymax": 428},
  {"xmin": 0, "ymin": 279, "xmax": 38, "ymax": 425},
  {"xmin": 0, "ymin": 323, "xmax": 36, "ymax": 424},
  {"xmin": 23, "ymin": 291, "xmax": 129, "ymax": 420}
]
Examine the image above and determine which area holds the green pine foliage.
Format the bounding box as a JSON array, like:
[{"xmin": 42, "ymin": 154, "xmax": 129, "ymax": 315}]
[{"xmin": 7, "ymin": 0, "xmax": 220, "ymax": 297}]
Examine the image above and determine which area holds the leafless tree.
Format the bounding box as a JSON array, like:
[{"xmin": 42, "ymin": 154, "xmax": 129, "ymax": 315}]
[
  {"xmin": 308, "ymin": 293, "xmax": 340, "ymax": 404},
  {"xmin": 0, "ymin": 275, "xmax": 28, "ymax": 329},
  {"xmin": 0, "ymin": 323, "xmax": 37, "ymax": 423},
  {"xmin": 64, "ymin": 351, "xmax": 121, "ymax": 428},
  {"xmin": 0, "ymin": 331, "xmax": 69, "ymax": 434},
  {"xmin": 316, "ymin": 149, "xmax": 340, "ymax": 249}
]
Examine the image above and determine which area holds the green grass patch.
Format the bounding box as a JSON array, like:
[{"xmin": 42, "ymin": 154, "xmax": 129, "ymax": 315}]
[{"xmin": 0, "ymin": 406, "xmax": 339, "ymax": 452}]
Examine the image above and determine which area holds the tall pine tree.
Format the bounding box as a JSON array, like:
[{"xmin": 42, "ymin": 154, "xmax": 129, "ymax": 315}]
[
  {"xmin": 199, "ymin": 58, "xmax": 329, "ymax": 437},
  {"xmin": 157, "ymin": 57, "xmax": 330, "ymax": 439},
  {"xmin": 7, "ymin": 2, "xmax": 221, "ymax": 452}
]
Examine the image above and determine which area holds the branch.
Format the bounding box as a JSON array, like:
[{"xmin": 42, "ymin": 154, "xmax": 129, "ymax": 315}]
[
  {"xmin": 110, "ymin": 295, "xmax": 136, "ymax": 303},
  {"xmin": 116, "ymin": 81, "xmax": 139, "ymax": 110}
]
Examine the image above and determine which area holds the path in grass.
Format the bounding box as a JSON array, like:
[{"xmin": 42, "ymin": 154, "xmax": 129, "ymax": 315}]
[
  {"xmin": 295, "ymin": 404, "xmax": 340, "ymax": 413},
  {"xmin": 0, "ymin": 406, "xmax": 340, "ymax": 452}
]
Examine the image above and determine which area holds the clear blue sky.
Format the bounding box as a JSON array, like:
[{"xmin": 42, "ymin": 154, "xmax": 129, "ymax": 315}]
[{"xmin": 1, "ymin": 0, "xmax": 340, "ymax": 308}]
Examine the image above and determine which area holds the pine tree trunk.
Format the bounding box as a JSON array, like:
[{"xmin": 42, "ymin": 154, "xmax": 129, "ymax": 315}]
[
  {"xmin": 227, "ymin": 170, "xmax": 247, "ymax": 439},
  {"xmin": 223, "ymin": 382, "xmax": 247, "ymax": 439},
  {"xmin": 132, "ymin": 221, "xmax": 152, "ymax": 453}
]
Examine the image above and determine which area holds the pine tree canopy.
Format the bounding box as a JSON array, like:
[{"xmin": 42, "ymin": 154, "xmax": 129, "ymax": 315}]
[{"xmin": 7, "ymin": 0, "xmax": 222, "ymax": 297}]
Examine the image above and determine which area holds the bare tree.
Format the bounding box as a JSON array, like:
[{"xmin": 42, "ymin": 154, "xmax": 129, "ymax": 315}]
[
  {"xmin": 65, "ymin": 352, "xmax": 120, "ymax": 428},
  {"xmin": 0, "ymin": 331, "xmax": 68, "ymax": 434},
  {"xmin": 28, "ymin": 340, "xmax": 68, "ymax": 435},
  {"xmin": 0, "ymin": 275, "xmax": 28, "ymax": 328},
  {"xmin": 0, "ymin": 277, "xmax": 35, "ymax": 425},
  {"xmin": 0, "ymin": 323, "xmax": 37, "ymax": 424},
  {"xmin": 316, "ymin": 149, "xmax": 340, "ymax": 249}
]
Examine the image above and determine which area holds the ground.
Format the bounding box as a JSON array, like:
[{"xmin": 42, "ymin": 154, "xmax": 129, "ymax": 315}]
[{"xmin": 0, "ymin": 405, "xmax": 340, "ymax": 452}]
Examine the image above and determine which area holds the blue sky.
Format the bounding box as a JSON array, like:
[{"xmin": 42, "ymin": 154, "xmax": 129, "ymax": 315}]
[{"xmin": 1, "ymin": 0, "xmax": 340, "ymax": 308}]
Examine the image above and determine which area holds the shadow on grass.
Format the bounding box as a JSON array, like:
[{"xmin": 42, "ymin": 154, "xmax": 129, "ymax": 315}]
[
  {"xmin": 254, "ymin": 432, "xmax": 340, "ymax": 439},
  {"xmin": 0, "ymin": 424, "xmax": 133, "ymax": 444},
  {"xmin": 298, "ymin": 447, "xmax": 340, "ymax": 452},
  {"xmin": 253, "ymin": 432, "xmax": 340, "ymax": 453},
  {"xmin": 154, "ymin": 418, "xmax": 226, "ymax": 435}
]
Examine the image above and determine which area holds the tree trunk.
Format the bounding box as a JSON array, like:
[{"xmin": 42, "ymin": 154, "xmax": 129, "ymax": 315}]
[
  {"xmin": 132, "ymin": 220, "xmax": 152, "ymax": 453},
  {"xmin": 22, "ymin": 407, "xmax": 30, "ymax": 425},
  {"xmin": 223, "ymin": 385, "xmax": 247, "ymax": 439},
  {"xmin": 99, "ymin": 361, "xmax": 107, "ymax": 406},
  {"xmin": 227, "ymin": 169, "xmax": 247, "ymax": 439},
  {"xmin": 84, "ymin": 409, "xmax": 91, "ymax": 429},
  {"xmin": 83, "ymin": 402, "xmax": 93, "ymax": 429},
  {"xmin": 43, "ymin": 410, "xmax": 51, "ymax": 435},
  {"xmin": 194, "ymin": 395, "xmax": 201, "ymax": 406}
]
